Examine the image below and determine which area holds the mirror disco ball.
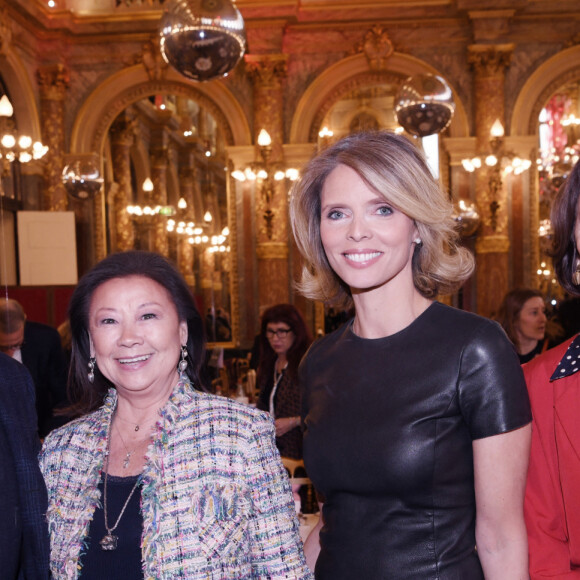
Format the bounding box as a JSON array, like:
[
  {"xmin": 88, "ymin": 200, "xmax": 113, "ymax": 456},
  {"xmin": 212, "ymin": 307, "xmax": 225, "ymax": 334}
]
[
  {"xmin": 159, "ymin": 0, "xmax": 247, "ymax": 82},
  {"xmin": 62, "ymin": 159, "xmax": 104, "ymax": 201},
  {"xmin": 452, "ymin": 199, "xmax": 480, "ymax": 237},
  {"xmin": 395, "ymin": 73, "xmax": 455, "ymax": 137}
]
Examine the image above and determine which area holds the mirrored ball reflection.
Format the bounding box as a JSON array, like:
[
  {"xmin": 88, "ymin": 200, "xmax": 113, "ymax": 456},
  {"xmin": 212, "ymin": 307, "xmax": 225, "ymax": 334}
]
[
  {"xmin": 395, "ymin": 73, "xmax": 455, "ymax": 137},
  {"xmin": 159, "ymin": 0, "xmax": 247, "ymax": 82},
  {"xmin": 62, "ymin": 160, "xmax": 104, "ymax": 201},
  {"xmin": 452, "ymin": 199, "xmax": 480, "ymax": 237}
]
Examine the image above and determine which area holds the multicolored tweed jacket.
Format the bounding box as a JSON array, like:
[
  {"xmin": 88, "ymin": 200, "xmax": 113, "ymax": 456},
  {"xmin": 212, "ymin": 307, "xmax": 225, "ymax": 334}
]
[{"xmin": 39, "ymin": 378, "xmax": 312, "ymax": 579}]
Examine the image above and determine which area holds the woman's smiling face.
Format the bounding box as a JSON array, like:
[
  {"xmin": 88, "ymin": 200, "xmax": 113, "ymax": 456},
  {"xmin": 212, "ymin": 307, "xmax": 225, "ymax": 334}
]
[
  {"xmin": 88, "ymin": 275, "xmax": 187, "ymax": 398},
  {"xmin": 319, "ymin": 164, "xmax": 418, "ymax": 295}
]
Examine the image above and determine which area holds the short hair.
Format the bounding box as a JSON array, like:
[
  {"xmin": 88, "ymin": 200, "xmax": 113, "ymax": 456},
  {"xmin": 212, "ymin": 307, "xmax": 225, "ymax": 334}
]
[
  {"xmin": 551, "ymin": 159, "xmax": 580, "ymax": 295},
  {"xmin": 495, "ymin": 288, "xmax": 545, "ymax": 349},
  {"xmin": 256, "ymin": 304, "xmax": 312, "ymax": 389},
  {"xmin": 67, "ymin": 251, "xmax": 207, "ymax": 414},
  {"xmin": 0, "ymin": 299, "xmax": 26, "ymax": 334},
  {"xmin": 289, "ymin": 131, "xmax": 475, "ymax": 309}
]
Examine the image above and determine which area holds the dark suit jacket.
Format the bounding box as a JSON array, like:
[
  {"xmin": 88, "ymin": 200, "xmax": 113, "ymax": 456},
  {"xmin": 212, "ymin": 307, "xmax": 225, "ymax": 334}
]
[
  {"xmin": 21, "ymin": 321, "xmax": 68, "ymax": 437},
  {"xmin": 0, "ymin": 353, "xmax": 49, "ymax": 579}
]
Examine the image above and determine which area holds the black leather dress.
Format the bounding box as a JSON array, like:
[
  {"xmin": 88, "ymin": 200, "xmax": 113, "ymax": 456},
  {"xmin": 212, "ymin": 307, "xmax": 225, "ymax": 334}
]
[{"xmin": 300, "ymin": 302, "xmax": 532, "ymax": 579}]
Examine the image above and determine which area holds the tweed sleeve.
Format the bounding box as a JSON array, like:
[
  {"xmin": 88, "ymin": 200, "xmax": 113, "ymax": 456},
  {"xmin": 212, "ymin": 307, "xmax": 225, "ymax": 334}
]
[{"xmin": 245, "ymin": 412, "xmax": 313, "ymax": 579}]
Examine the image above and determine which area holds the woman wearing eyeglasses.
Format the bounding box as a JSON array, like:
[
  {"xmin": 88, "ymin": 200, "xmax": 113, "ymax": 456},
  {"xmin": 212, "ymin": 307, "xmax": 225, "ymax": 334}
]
[{"xmin": 256, "ymin": 304, "xmax": 313, "ymax": 460}]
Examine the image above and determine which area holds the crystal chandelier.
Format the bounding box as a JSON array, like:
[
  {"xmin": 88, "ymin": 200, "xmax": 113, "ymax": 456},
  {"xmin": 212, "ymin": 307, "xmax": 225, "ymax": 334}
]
[{"xmin": 0, "ymin": 95, "xmax": 48, "ymax": 175}]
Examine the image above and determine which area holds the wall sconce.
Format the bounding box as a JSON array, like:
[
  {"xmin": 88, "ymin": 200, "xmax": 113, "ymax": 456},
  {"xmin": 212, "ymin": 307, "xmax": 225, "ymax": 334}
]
[
  {"xmin": 0, "ymin": 95, "xmax": 48, "ymax": 177},
  {"xmin": 461, "ymin": 120, "xmax": 532, "ymax": 231},
  {"xmin": 318, "ymin": 126, "xmax": 334, "ymax": 150},
  {"xmin": 231, "ymin": 129, "xmax": 299, "ymax": 239}
]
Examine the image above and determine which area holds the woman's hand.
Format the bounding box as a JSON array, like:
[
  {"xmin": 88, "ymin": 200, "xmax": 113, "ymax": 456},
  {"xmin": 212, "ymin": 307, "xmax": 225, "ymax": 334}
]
[{"xmin": 274, "ymin": 416, "xmax": 300, "ymax": 437}]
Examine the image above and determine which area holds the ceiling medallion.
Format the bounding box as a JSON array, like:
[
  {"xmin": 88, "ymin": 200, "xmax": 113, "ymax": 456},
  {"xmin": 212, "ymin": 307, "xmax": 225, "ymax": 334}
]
[
  {"xmin": 159, "ymin": 0, "xmax": 247, "ymax": 82},
  {"xmin": 395, "ymin": 73, "xmax": 455, "ymax": 137}
]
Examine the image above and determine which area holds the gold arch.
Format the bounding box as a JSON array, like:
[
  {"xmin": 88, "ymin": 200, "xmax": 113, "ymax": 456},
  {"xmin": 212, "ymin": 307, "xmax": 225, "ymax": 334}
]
[
  {"xmin": 69, "ymin": 65, "xmax": 252, "ymax": 155},
  {"xmin": 289, "ymin": 52, "xmax": 469, "ymax": 144},
  {"xmin": 511, "ymin": 45, "xmax": 580, "ymax": 137},
  {"xmin": 0, "ymin": 47, "xmax": 43, "ymax": 140}
]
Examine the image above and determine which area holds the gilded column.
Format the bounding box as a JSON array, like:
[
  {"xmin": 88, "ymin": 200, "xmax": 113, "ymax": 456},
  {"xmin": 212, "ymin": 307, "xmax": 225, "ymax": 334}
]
[
  {"xmin": 245, "ymin": 54, "xmax": 289, "ymax": 308},
  {"xmin": 467, "ymin": 44, "xmax": 513, "ymax": 318},
  {"xmin": 201, "ymin": 248, "xmax": 216, "ymax": 333},
  {"xmin": 178, "ymin": 146, "xmax": 196, "ymax": 285},
  {"xmin": 149, "ymin": 124, "xmax": 170, "ymax": 257},
  {"xmin": 110, "ymin": 113, "xmax": 136, "ymax": 251},
  {"xmin": 37, "ymin": 64, "xmax": 69, "ymax": 211}
]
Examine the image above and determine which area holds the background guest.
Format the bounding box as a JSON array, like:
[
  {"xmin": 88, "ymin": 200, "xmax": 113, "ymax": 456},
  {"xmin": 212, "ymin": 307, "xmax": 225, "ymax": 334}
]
[
  {"xmin": 0, "ymin": 352, "xmax": 49, "ymax": 579},
  {"xmin": 495, "ymin": 288, "xmax": 550, "ymax": 364},
  {"xmin": 0, "ymin": 298, "xmax": 68, "ymax": 437},
  {"xmin": 40, "ymin": 250, "xmax": 311, "ymax": 579},
  {"xmin": 290, "ymin": 131, "xmax": 532, "ymax": 579},
  {"xmin": 524, "ymin": 159, "xmax": 580, "ymax": 578},
  {"xmin": 256, "ymin": 304, "xmax": 312, "ymax": 460}
]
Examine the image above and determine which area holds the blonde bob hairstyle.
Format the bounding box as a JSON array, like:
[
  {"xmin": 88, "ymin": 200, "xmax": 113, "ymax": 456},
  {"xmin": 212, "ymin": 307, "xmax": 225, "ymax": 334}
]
[{"xmin": 289, "ymin": 131, "xmax": 475, "ymax": 309}]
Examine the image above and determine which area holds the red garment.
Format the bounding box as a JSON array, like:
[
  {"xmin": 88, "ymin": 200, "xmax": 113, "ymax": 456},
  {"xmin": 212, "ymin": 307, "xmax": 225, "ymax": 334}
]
[{"xmin": 524, "ymin": 335, "xmax": 580, "ymax": 578}]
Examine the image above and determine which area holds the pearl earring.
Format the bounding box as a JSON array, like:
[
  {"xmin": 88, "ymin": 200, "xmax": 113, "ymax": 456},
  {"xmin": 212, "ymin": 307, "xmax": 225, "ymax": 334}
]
[
  {"xmin": 414, "ymin": 238, "xmax": 422, "ymax": 245},
  {"xmin": 178, "ymin": 346, "xmax": 188, "ymax": 373},
  {"xmin": 88, "ymin": 357, "xmax": 96, "ymax": 383}
]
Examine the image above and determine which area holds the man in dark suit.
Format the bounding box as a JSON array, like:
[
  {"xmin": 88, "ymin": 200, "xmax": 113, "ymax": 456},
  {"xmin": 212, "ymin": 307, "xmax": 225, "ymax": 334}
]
[
  {"xmin": 0, "ymin": 352, "xmax": 50, "ymax": 579},
  {"xmin": 0, "ymin": 299, "xmax": 68, "ymax": 437}
]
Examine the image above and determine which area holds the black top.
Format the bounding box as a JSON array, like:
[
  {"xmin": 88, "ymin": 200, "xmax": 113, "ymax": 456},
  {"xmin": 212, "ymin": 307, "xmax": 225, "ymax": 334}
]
[
  {"xmin": 299, "ymin": 302, "xmax": 532, "ymax": 580},
  {"xmin": 257, "ymin": 368, "xmax": 303, "ymax": 459},
  {"xmin": 80, "ymin": 473, "xmax": 143, "ymax": 579},
  {"xmin": 518, "ymin": 338, "xmax": 547, "ymax": 364}
]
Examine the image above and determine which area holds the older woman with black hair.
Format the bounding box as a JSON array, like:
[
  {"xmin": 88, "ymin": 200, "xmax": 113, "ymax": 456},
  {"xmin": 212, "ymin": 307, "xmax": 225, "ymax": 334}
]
[
  {"xmin": 290, "ymin": 131, "xmax": 532, "ymax": 579},
  {"xmin": 524, "ymin": 159, "xmax": 580, "ymax": 579},
  {"xmin": 256, "ymin": 304, "xmax": 312, "ymax": 460},
  {"xmin": 39, "ymin": 251, "xmax": 311, "ymax": 580}
]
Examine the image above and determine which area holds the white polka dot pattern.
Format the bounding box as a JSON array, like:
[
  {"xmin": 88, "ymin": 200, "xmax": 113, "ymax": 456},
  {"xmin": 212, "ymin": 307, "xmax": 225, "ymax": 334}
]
[{"xmin": 550, "ymin": 335, "xmax": 580, "ymax": 381}]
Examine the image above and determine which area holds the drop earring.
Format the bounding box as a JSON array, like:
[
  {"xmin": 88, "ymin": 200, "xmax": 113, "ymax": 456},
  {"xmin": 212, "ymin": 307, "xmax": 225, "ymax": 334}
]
[
  {"xmin": 178, "ymin": 346, "xmax": 188, "ymax": 373},
  {"xmin": 88, "ymin": 357, "xmax": 96, "ymax": 383},
  {"xmin": 573, "ymin": 261, "xmax": 580, "ymax": 286},
  {"xmin": 573, "ymin": 245, "xmax": 580, "ymax": 286}
]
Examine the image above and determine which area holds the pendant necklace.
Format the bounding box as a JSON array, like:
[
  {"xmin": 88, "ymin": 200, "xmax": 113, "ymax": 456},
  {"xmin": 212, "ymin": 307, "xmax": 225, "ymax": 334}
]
[
  {"xmin": 100, "ymin": 428, "xmax": 142, "ymax": 550},
  {"xmin": 116, "ymin": 413, "xmax": 145, "ymax": 432},
  {"xmin": 115, "ymin": 423, "xmax": 150, "ymax": 469}
]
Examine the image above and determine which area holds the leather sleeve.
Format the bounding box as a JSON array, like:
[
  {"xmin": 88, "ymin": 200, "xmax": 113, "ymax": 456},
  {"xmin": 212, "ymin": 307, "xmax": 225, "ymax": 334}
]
[{"xmin": 458, "ymin": 321, "xmax": 532, "ymax": 440}]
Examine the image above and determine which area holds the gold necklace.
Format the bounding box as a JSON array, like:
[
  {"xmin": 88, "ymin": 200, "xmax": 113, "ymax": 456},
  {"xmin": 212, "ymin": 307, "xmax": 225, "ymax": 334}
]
[
  {"xmin": 115, "ymin": 413, "xmax": 151, "ymax": 432},
  {"xmin": 115, "ymin": 423, "xmax": 151, "ymax": 470}
]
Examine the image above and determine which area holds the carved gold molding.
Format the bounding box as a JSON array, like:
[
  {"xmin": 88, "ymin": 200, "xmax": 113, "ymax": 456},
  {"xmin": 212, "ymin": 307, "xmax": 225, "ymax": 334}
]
[
  {"xmin": 354, "ymin": 25, "xmax": 394, "ymax": 72},
  {"xmin": 467, "ymin": 44, "xmax": 514, "ymax": 76},
  {"xmin": 244, "ymin": 54, "xmax": 288, "ymax": 88},
  {"xmin": 140, "ymin": 37, "xmax": 169, "ymax": 82},
  {"xmin": 475, "ymin": 235, "xmax": 510, "ymax": 254},
  {"xmin": 37, "ymin": 64, "xmax": 70, "ymax": 101},
  {"xmin": 256, "ymin": 242, "xmax": 289, "ymax": 260}
]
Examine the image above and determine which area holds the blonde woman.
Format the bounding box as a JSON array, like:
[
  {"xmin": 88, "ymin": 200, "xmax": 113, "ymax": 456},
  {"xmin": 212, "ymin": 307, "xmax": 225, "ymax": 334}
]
[{"xmin": 290, "ymin": 131, "xmax": 532, "ymax": 579}]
